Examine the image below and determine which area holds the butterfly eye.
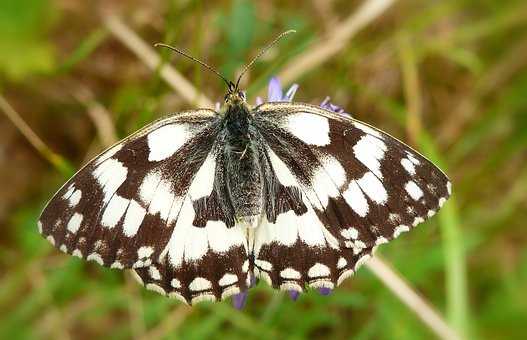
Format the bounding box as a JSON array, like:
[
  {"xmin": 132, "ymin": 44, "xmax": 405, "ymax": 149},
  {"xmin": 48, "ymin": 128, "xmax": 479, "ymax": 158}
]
[{"xmin": 239, "ymin": 91, "xmax": 246, "ymax": 101}]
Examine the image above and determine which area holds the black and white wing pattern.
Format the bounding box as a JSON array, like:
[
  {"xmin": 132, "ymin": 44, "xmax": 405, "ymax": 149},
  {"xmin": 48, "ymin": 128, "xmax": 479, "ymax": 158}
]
[
  {"xmin": 39, "ymin": 109, "xmax": 222, "ymax": 269},
  {"xmin": 251, "ymin": 102, "xmax": 451, "ymax": 291},
  {"xmin": 132, "ymin": 135, "xmax": 251, "ymax": 304}
]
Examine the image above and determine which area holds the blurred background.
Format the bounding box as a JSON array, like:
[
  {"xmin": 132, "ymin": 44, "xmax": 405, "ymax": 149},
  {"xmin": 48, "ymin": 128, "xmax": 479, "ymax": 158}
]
[{"xmin": 1, "ymin": 0, "xmax": 527, "ymax": 339}]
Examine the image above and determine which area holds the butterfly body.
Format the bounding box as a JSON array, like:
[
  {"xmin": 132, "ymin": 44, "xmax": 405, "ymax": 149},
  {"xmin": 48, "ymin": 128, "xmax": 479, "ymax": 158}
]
[
  {"xmin": 39, "ymin": 82, "xmax": 451, "ymax": 305},
  {"xmin": 220, "ymin": 94, "xmax": 266, "ymax": 226}
]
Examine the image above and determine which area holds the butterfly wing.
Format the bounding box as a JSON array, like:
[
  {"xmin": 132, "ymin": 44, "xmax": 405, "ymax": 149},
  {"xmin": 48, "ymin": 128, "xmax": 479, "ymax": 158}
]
[
  {"xmin": 39, "ymin": 109, "xmax": 222, "ymax": 269},
  {"xmin": 132, "ymin": 138, "xmax": 250, "ymax": 304},
  {"xmin": 251, "ymin": 102, "xmax": 451, "ymax": 290}
]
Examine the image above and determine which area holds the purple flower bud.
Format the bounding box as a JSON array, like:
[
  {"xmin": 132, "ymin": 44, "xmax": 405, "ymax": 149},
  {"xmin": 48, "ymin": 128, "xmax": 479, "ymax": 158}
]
[
  {"xmin": 267, "ymin": 77, "xmax": 283, "ymax": 102},
  {"xmin": 283, "ymin": 84, "xmax": 299, "ymax": 102},
  {"xmin": 288, "ymin": 290, "xmax": 300, "ymax": 301},
  {"xmin": 318, "ymin": 287, "xmax": 332, "ymax": 296},
  {"xmin": 232, "ymin": 291, "xmax": 248, "ymax": 309},
  {"xmin": 249, "ymin": 273, "xmax": 257, "ymax": 288},
  {"xmin": 320, "ymin": 96, "xmax": 345, "ymax": 114}
]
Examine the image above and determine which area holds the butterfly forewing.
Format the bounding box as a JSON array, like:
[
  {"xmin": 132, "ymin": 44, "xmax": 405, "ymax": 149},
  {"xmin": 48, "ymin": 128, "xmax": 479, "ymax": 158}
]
[{"xmin": 39, "ymin": 109, "xmax": 220, "ymax": 269}]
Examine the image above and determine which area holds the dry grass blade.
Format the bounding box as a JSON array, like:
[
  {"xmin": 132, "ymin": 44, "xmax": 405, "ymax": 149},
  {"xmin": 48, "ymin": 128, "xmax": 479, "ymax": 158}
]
[
  {"xmin": 103, "ymin": 15, "xmax": 213, "ymax": 109},
  {"xmin": 277, "ymin": 0, "xmax": 396, "ymax": 86},
  {"xmin": 0, "ymin": 94, "xmax": 71, "ymax": 173},
  {"xmin": 73, "ymin": 86, "xmax": 119, "ymax": 147},
  {"xmin": 366, "ymin": 257, "xmax": 461, "ymax": 340}
]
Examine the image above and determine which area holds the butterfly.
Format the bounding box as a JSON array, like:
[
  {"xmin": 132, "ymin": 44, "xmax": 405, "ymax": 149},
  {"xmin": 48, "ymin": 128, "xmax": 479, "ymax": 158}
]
[{"xmin": 38, "ymin": 32, "xmax": 451, "ymax": 306}]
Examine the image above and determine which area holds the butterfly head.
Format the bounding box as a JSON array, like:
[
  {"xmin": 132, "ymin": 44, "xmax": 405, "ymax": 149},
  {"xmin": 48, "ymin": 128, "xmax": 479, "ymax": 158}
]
[{"xmin": 224, "ymin": 81, "xmax": 247, "ymax": 108}]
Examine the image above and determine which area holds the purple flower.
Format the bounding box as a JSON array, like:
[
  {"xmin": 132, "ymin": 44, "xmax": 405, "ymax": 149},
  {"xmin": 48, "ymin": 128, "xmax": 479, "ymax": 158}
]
[
  {"xmin": 255, "ymin": 77, "xmax": 299, "ymax": 104},
  {"xmin": 256, "ymin": 77, "xmax": 348, "ymax": 116},
  {"xmin": 231, "ymin": 76, "xmax": 344, "ymax": 309}
]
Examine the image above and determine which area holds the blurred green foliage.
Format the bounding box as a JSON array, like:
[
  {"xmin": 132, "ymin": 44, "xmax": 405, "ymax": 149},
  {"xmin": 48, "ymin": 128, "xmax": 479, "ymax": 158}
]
[
  {"xmin": 1, "ymin": 0, "xmax": 527, "ymax": 339},
  {"xmin": 0, "ymin": 0, "xmax": 57, "ymax": 81}
]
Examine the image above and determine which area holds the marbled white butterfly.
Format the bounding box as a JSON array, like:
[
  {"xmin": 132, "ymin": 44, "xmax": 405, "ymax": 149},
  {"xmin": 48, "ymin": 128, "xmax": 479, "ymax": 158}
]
[{"xmin": 38, "ymin": 31, "xmax": 451, "ymax": 306}]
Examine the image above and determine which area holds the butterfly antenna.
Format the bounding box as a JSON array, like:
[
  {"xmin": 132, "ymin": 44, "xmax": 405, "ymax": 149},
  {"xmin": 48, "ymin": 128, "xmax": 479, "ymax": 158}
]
[
  {"xmin": 154, "ymin": 43, "xmax": 234, "ymax": 91},
  {"xmin": 235, "ymin": 29, "xmax": 296, "ymax": 90}
]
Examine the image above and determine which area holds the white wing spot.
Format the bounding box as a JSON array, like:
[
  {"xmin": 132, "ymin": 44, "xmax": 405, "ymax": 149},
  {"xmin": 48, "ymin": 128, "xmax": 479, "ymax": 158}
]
[
  {"xmin": 87, "ymin": 253, "xmax": 104, "ymax": 266},
  {"xmin": 219, "ymin": 273, "xmax": 238, "ymax": 286},
  {"xmin": 148, "ymin": 266, "xmax": 161, "ymax": 280},
  {"xmin": 68, "ymin": 189, "xmax": 82, "ymax": 207},
  {"xmin": 111, "ymin": 261, "xmax": 124, "ymax": 269},
  {"xmin": 286, "ymin": 112, "xmax": 330, "ymax": 146},
  {"xmin": 357, "ymin": 172, "xmax": 388, "ymax": 204},
  {"xmin": 321, "ymin": 155, "xmax": 346, "ymax": 187},
  {"xmin": 427, "ymin": 210, "xmax": 436, "ymax": 217},
  {"xmin": 280, "ymin": 268, "xmax": 301, "ymax": 280},
  {"xmin": 375, "ymin": 237, "xmax": 388, "ymax": 245},
  {"xmin": 312, "ymin": 166, "xmax": 340, "ymax": 207},
  {"xmin": 412, "ymin": 217, "xmax": 425, "ymax": 226},
  {"xmin": 67, "ymin": 212, "xmax": 83, "ymax": 233},
  {"xmin": 191, "ymin": 294, "xmax": 216, "ymax": 304},
  {"xmin": 123, "ymin": 199, "xmax": 147, "ymax": 237},
  {"xmin": 138, "ymin": 246, "xmax": 154, "ymax": 259},
  {"xmin": 46, "ymin": 235, "xmax": 55, "ymax": 246},
  {"xmin": 438, "ymin": 197, "xmax": 447, "ymax": 207},
  {"xmin": 405, "ymin": 181, "xmax": 424, "ymax": 201},
  {"xmin": 242, "ymin": 260, "xmax": 249, "ymax": 272},
  {"xmin": 93, "ymin": 159, "xmax": 128, "ymax": 204},
  {"xmin": 337, "ymin": 269, "xmax": 354, "ymax": 286},
  {"xmin": 352, "ymin": 240, "xmax": 367, "ymax": 255},
  {"xmin": 189, "ymin": 277, "xmax": 212, "ymax": 291},
  {"xmin": 147, "ymin": 124, "xmax": 190, "ymax": 161},
  {"xmin": 343, "ymin": 180, "xmax": 369, "ymax": 217},
  {"xmin": 146, "ymin": 283, "xmax": 166, "ymax": 295},
  {"xmin": 354, "ymin": 254, "xmax": 371, "ymax": 271},
  {"xmin": 188, "ymin": 153, "xmax": 216, "ymax": 200},
  {"xmin": 447, "ymin": 182, "xmax": 452, "ymax": 196},
  {"xmin": 72, "ymin": 249, "xmax": 83, "ymax": 258},
  {"xmin": 62, "ymin": 184, "xmax": 75, "ymax": 200},
  {"xmin": 171, "ymin": 278, "xmax": 181, "ymax": 289},
  {"xmin": 255, "ymin": 260, "xmax": 273, "ymax": 271},
  {"xmin": 268, "ymin": 148, "xmax": 296, "ymax": 187},
  {"xmin": 101, "ymin": 195, "xmax": 129, "ymax": 228},
  {"xmin": 337, "ymin": 257, "xmax": 348, "ymax": 269},
  {"xmin": 340, "ymin": 227, "xmax": 359, "ymax": 240},
  {"xmin": 308, "ymin": 263, "xmax": 331, "ymax": 278},
  {"xmin": 139, "ymin": 172, "xmax": 161, "ymax": 204},
  {"xmin": 148, "ymin": 177, "xmax": 176, "ymax": 221},
  {"xmin": 406, "ymin": 152, "xmax": 420, "ymax": 165},
  {"xmin": 401, "ymin": 158, "xmax": 416, "ymax": 175},
  {"xmin": 393, "ymin": 225, "xmax": 410, "ymax": 238},
  {"xmin": 59, "ymin": 244, "xmax": 68, "ymax": 253},
  {"xmin": 353, "ymin": 134, "xmax": 387, "ymax": 178}
]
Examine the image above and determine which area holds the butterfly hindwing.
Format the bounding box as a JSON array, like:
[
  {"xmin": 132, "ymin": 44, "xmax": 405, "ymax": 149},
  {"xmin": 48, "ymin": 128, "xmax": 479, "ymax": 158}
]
[
  {"xmin": 133, "ymin": 142, "xmax": 249, "ymax": 304},
  {"xmin": 38, "ymin": 109, "xmax": 221, "ymax": 269}
]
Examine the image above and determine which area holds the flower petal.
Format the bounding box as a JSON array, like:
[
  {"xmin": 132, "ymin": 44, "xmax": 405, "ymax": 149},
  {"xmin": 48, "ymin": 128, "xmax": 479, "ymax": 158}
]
[
  {"xmin": 267, "ymin": 77, "xmax": 283, "ymax": 102},
  {"xmin": 320, "ymin": 96, "xmax": 345, "ymax": 113},
  {"xmin": 232, "ymin": 291, "xmax": 248, "ymax": 309},
  {"xmin": 318, "ymin": 287, "xmax": 332, "ymax": 296},
  {"xmin": 284, "ymin": 84, "xmax": 299, "ymax": 102},
  {"xmin": 288, "ymin": 290, "xmax": 300, "ymax": 301}
]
